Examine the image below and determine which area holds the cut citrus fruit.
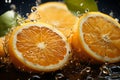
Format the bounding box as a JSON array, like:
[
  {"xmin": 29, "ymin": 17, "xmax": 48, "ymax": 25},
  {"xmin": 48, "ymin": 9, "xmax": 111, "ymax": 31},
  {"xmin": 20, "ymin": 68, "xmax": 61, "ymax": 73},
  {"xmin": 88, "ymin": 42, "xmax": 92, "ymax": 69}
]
[
  {"xmin": 0, "ymin": 37, "xmax": 5, "ymax": 57},
  {"xmin": 6, "ymin": 22, "xmax": 71, "ymax": 72},
  {"xmin": 71, "ymin": 12, "xmax": 120, "ymax": 63},
  {"xmin": 28, "ymin": 2, "xmax": 78, "ymax": 38}
]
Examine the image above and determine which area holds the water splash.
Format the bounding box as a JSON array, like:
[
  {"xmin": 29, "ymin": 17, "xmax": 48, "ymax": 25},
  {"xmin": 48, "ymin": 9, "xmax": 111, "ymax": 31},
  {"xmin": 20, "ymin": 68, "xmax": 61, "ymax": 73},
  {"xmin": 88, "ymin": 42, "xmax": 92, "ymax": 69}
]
[{"xmin": 98, "ymin": 63, "xmax": 120, "ymax": 80}]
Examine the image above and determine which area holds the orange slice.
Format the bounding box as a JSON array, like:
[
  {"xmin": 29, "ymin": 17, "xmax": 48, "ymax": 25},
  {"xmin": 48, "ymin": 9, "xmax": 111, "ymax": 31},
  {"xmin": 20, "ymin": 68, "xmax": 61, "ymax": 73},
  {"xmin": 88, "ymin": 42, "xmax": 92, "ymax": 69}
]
[
  {"xmin": 71, "ymin": 12, "xmax": 120, "ymax": 64},
  {"xmin": 28, "ymin": 2, "xmax": 78, "ymax": 38},
  {"xmin": 6, "ymin": 22, "xmax": 71, "ymax": 72}
]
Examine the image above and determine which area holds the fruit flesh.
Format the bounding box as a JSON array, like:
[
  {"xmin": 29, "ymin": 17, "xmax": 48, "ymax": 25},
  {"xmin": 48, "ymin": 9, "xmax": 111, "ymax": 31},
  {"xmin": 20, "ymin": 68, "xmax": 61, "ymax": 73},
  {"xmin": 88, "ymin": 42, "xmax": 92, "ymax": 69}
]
[
  {"xmin": 29, "ymin": 2, "xmax": 78, "ymax": 38},
  {"xmin": 82, "ymin": 16, "xmax": 120, "ymax": 58},
  {"xmin": 16, "ymin": 26, "xmax": 66, "ymax": 66}
]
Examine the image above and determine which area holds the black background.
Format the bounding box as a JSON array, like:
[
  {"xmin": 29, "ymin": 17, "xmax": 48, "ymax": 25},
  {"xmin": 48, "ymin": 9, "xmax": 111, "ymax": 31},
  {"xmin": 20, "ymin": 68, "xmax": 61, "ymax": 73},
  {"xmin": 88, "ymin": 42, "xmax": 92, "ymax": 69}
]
[{"xmin": 0, "ymin": 0, "xmax": 120, "ymax": 21}]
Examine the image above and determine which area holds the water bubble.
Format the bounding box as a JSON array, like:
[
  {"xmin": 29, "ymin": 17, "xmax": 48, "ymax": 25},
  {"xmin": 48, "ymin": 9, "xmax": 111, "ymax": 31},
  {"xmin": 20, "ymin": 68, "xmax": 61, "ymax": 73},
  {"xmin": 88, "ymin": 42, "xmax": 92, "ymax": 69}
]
[
  {"xmin": 5, "ymin": 0, "xmax": 12, "ymax": 3},
  {"xmin": 26, "ymin": 13, "xmax": 30, "ymax": 17},
  {"xmin": 109, "ymin": 10, "xmax": 114, "ymax": 17},
  {"xmin": 10, "ymin": 4, "xmax": 16, "ymax": 10},
  {"xmin": 28, "ymin": 75, "xmax": 41, "ymax": 80},
  {"xmin": 36, "ymin": 0, "xmax": 41, "ymax": 6},
  {"xmin": 80, "ymin": 3, "xmax": 84, "ymax": 7},
  {"xmin": 55, "ymin": 73, "xmax": 65, "ymax": 80},
  {"xmin": 76, "ymin": 11, "xmax": 81, "ymax": 16},
  {"xmin": 22, "ymin": 1, "xmax": 24, "ymax": 4},
  {"xmin": 85, "ymin": 8, "xmax": 89, "ymax": 13},
  {"xmin": 81, "ymin": 67, "xmax": 91, "ymax": 73},
  {"xmin": 115, "ymin": 18, "xmax": 119, "ymax": 22},
  {"xmin": 98, "ymin": 63, "xmax": 120, "ymax": 80},
  {"xmin": 31, "ymin": 6, "xmax": 37, "ymax": 13},
  {"xmin": 86, "ymin": 76, "xmax": 94, "ymax": 80},
  {"xmin": 16, "ymin": 78, "xmax": 20, "ymax": 80}
]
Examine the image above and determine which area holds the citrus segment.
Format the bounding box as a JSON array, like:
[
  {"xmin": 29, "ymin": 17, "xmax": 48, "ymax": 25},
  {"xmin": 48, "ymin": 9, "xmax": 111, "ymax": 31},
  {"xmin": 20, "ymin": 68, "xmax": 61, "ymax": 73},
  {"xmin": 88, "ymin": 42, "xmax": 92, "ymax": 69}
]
[
  {"xmin": 6, "ymin": 22, "xmax": 71, "ymax": 72},
  {"xmin": 71, "ymin": 12, "xmax": 120, "ymax": 63},
  {"xmin": 28, "ymin": 2, "xmax": 78, "ymax": 38}
]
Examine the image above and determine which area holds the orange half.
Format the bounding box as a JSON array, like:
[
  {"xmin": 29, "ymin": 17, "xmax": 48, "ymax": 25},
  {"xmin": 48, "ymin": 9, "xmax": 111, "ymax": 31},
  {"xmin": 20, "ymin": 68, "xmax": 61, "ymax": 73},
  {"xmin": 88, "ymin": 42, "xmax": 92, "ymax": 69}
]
[
  {"xmin": 71, "ymin": 12, "xmax": 120, "ymax": 63},
  {"xmin": 6, "ymin": 22, "xmax": 71, "ymax": 72},
  {"xmin": 28, "ymin": 2, "xmax": 78, "ymax": 38}
]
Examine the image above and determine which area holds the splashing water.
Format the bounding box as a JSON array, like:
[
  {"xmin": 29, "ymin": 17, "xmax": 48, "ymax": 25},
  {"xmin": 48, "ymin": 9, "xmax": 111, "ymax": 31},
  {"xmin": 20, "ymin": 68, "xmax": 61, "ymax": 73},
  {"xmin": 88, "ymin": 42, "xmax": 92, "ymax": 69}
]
[{"xmin": 98, "ymin": 63, "xmax": 120, "ymax": 80}]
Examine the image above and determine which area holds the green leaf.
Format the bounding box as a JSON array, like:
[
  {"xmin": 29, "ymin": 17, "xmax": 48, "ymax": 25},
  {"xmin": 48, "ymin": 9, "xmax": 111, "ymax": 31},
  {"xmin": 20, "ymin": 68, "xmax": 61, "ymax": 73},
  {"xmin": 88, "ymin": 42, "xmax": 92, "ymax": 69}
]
[
  {"xmin": 64, "ymin": 0, "xmax": 98, "ymax": 16},
  {"xmin": 0, "ymin": 10, "xmax": 19, "ymax": 37}
]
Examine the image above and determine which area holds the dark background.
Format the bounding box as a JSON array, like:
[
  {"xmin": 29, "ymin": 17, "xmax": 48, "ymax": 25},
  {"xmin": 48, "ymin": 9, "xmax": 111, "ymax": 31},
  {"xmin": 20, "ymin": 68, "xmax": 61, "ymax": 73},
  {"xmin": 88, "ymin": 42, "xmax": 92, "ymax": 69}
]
[{"xmin": 0, "ymin": 0, "xmax": 120, "ymax": 20}]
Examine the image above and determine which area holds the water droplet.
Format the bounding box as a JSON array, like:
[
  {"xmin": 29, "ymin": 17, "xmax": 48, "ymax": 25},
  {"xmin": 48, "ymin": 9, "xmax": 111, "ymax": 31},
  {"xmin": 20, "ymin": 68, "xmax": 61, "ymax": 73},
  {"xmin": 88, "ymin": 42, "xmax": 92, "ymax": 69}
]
[
  {"xmin": 31, "ymin": 6, "xmax": 37, "ymax": 13},
  {"xmin": 85, "ymin": 67, "xmax": 91, "ymax": 73},
  {"xmin": 26, "ymin": 13, "xmax": 30, "ymax": 17},
  {"xmin": 28, "ymin": 75, "xmax": 41, "ymax": 80},
  {"xmin": 115, "ymin": 18, "xmax": 119, "ymax": 22},
  {"xmin": 109, "ymin": 10, "xmax": 114, "ymax": 17},
  {"xmin": 16, "ymin": 78, "xmax": 20, "ymax": 80},
  {"xmin": 31, "ymin": 19, "xmax": 37, "ymax": 23},
  {"xmin": 10, "ymin": 4, "xmax": 16, "ymax": 10},
  {"xmin": 70, "ymin": 60, "xmax": 73, "ymax": 63},
  {"xmin": 101, "ymin": 65, "xmax": 110, "ymax": 75},
  {"xmin": 76, "ymin": 11, "xmax": 81, "ymax": 16},
  {"xmin": 85, "ymin": 8, "xmax": 89, "ymax": 13},
  {"xmin": 80, "ymin": 67, "xmax": 91, "ymax": 75},
  {"xmin": 86, "ymin": 76, "xmax": 94, "ymax": 80},
  {"xmin": 5, "ymin": 0, "xmax": 12, "ymax": 3},
  {"xmin": 36, "ymin": 0, "xmax": 41, "ymax": 6},
  {"xmin": 98, "ymin": 63, "xmax": 120, "ymax": 80},
  {"xmin": 18, "ymin": 66, "xmax": 21, "ymax": 69},
  {"xmin": 80, "ymin": 3, "xmax": 83, "ymax": 7},
  {"xmin": 55, "ymin": 73, "xmax": 65, "ymax": 80}
]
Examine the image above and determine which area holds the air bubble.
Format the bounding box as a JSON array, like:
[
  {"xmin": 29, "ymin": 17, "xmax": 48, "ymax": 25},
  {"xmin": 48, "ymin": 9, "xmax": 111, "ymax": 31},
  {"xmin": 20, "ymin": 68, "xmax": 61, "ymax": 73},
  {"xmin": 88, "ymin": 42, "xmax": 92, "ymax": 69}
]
[
  {"xmin": 28, "ymin": 75, "xmax": 41, "ymax": 80},
  {"xmin": 76, "ymin": 11, "xmax": 81, "ymax": 16},
  {"xmin": 31, "ymin": 6, "xmax": 37, "ymax": 13},
  {"xmin": 85, "ymin": 8, "xmax": 89, "ymax": 13},
  {"xmin": 26, "ymin": 13, "xmax": 30, "ymax": 17},
  {"xmin": 55, "ymin": 73, "xmax": 66, "ymax": 80}
]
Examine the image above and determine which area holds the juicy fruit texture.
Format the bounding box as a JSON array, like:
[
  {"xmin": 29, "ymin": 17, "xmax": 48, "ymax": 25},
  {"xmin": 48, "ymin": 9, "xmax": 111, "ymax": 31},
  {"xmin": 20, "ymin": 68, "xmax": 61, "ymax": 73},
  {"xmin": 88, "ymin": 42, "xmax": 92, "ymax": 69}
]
[
  {"xmin": 71, "ymin": 12, "xmax": 120, "ymax": 63},
  {"xmin": 6, "ymin": 22, "xmax": 71, "ymax": 72},
  {"xmin": 0, "ymin": 37, "xmax": 5, "ymax": 57},
  {"xmin": 28, "ymin": 2, "xmax": 78, "ymax": 38}
]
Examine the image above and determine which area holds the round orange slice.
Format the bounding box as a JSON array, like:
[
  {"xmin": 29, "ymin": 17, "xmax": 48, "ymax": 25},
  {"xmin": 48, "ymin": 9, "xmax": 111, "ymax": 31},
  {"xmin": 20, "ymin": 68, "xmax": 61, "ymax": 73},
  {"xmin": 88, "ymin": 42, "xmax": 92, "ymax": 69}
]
[
  {"xmin": 28, "ymin": 2, "xmax": 78, "ymax": 38},
  {"xmin": 6, "ymin": 22, "xmax": 71, "ymax": 72},
  {"xmin": 71, "ymin": 12, "xmax": 120, "ymax": 64}
]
